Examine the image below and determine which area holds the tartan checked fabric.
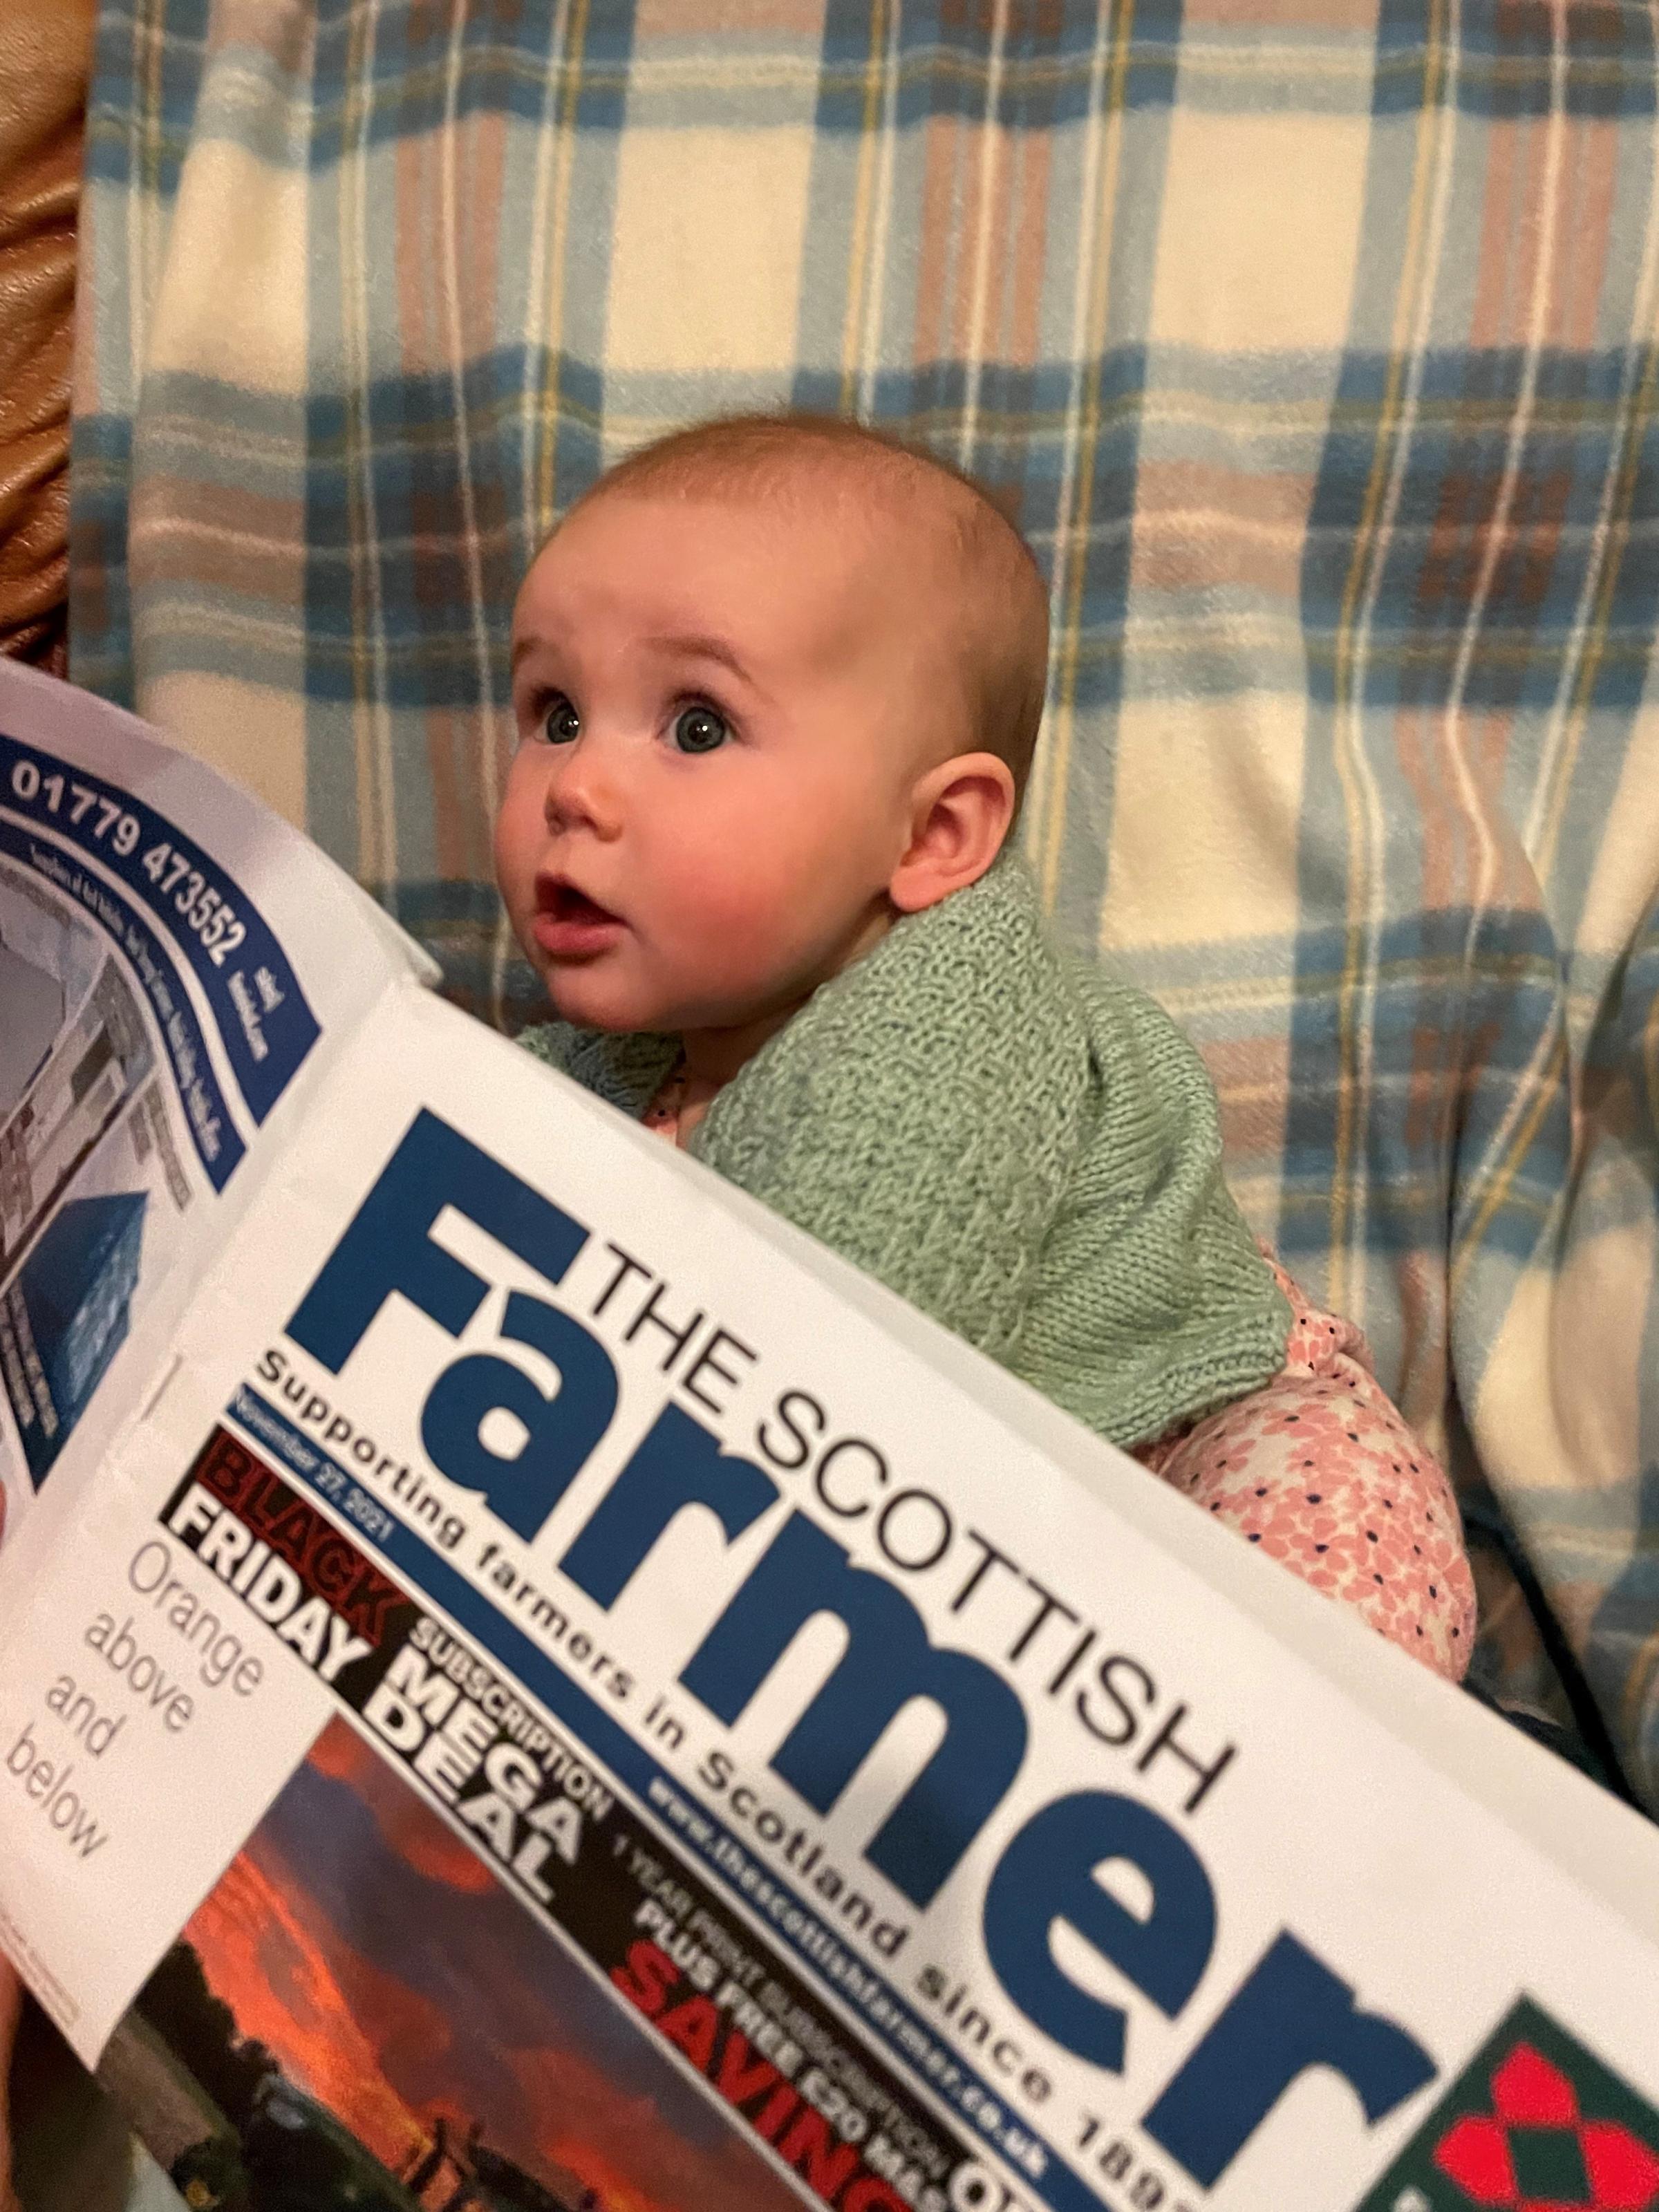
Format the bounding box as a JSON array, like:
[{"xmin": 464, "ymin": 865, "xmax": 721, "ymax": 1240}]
[{"xmin": 69, "ymin": 0, "xmax": 1659, "ymax": 1800}]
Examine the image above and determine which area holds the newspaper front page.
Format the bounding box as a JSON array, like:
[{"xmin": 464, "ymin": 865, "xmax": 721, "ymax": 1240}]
[{"xmin": 1, "ymin": 675, "xmax": 1658, "ymax": 2212}]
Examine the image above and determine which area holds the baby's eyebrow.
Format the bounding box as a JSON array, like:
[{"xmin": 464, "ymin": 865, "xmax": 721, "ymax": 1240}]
[{"xmin": 644, "ymin": 631, "xmax": 758, "ymax": 688}]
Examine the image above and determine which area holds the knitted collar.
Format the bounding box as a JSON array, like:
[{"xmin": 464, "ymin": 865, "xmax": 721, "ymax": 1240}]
[{"xmin": 522, "ymin": 858, "xmax": 1288, "ymax": 1446}]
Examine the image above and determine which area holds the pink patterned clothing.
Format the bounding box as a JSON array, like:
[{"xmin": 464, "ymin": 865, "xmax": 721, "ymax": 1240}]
[
  {"xmin": 1134, "ymin": 1256, "xmax": 1474, "ymax": 1682},
  {"xmin": 642, "ymin": 1074, "xmax": 1474, "ymax": 1682}
]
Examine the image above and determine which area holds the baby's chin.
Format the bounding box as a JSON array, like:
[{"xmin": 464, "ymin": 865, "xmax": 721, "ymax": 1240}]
[
  {"xmin": 544, "ymin": 973, "xmax": 650, "ymax": 1033},
  {"xmin": 542, "ymin": 963, "xmax": 772, "ymax": 1040},
  {"xmin": 541, "ymin": 962, "xmax": 685, "ymax": 1037}
]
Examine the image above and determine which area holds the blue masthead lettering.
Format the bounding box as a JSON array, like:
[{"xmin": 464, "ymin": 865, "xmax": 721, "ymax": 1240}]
[
  {"xmin": 285, "ymin": 1109, "xmax": 613, "ymax": 1539},
  {"xmin": 682, "ymin": 1513, "xmax": 1029, "ymax": 1909}
]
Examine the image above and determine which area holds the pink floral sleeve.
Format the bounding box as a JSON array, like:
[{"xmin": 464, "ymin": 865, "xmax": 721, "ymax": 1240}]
[{"xmin": 1136, "ymin": 1259, "xmax": 1476, "ymax": 1682}]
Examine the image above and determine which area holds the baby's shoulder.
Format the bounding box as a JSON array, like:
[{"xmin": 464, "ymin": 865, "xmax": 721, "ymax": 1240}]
[{"xmin": 1058, "ymin": 942, "xmax": 1208, "ymax": 1077}]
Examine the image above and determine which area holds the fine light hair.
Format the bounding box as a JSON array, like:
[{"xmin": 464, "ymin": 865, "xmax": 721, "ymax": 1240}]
[{"xmin": 568, "ymin": 413, "xmax": 1051, "ymax": 803}]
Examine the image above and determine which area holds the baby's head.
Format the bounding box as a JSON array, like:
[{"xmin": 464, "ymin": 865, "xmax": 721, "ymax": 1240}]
[{"xmin": 496, "ymin": 414, "xmax": 1049, "ymax": 1059}]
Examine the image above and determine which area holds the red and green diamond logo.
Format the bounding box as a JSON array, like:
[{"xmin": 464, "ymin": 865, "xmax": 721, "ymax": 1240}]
[{"xmin": 1356, "ymin": 1999, "xmax": 1659, "ymax": 2212}]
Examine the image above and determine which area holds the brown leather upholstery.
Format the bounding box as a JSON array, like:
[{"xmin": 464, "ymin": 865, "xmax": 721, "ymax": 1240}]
[{"xmin": 0, "ymin": 0, "xmax": 95, "ymax": 674}]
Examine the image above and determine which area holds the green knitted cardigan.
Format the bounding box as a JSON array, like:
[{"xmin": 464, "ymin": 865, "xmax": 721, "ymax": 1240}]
[{"xmin": 519, "ymin": 858, "xmax": 1289, "ymax": 1448}]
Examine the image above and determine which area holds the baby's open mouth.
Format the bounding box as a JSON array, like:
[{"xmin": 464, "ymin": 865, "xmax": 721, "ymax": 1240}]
[
  {"xmin": 542, "ymin": 881, "xmax": 617, "ymax": 926},
  {"xmin": 532, "ymin": 877, "xmax": 624, "ymax": 957}
]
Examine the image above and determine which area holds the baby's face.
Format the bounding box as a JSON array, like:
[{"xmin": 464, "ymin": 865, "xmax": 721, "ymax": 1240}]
[{"xmin": 498, "ymin": 490, "xmax": 950, "ymax": 1039}]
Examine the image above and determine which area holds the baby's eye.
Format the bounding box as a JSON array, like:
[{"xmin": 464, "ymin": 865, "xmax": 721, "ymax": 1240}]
[
  {"xmin": 673, "ymin": 703, "xmax": 730, "ymax": 755},
  {"xmin": 541, "ymin": 697, "xmax": 581, "ymax": 744}
]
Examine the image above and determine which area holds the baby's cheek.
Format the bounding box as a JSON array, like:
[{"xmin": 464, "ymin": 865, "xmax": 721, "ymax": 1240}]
[
  {"xmin": 493, "ymin": 785, "xmax": 543, "ymax": 903},
  {"xmin": 648, "ymin": 812, "xmax": 859, "ymax": 1000},
  {"xmin": 675, "ymin": 855, "xmax": 801, "ymax": 957}
]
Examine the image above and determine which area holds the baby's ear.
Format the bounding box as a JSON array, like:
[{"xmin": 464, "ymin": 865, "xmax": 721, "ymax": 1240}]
[{"xmin": 888, "ymin": 752, "xmax": 1016, "ymax": 914}]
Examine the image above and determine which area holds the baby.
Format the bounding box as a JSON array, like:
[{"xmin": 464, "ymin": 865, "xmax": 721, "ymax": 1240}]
[{"xmin": 498, "ymin": 415, "xmax": 1475, "ymax": 1680}]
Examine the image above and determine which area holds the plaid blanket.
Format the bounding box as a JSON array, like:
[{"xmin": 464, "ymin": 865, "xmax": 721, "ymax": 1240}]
[{"xmin": 71, "ymin": 0, "xmax": 1659, "ymax": 1803}]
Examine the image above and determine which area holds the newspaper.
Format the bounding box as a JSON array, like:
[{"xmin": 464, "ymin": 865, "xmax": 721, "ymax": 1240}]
[{"xmin": 1, "ymin": 657, "xmax": 1657, "ymax": 2212}]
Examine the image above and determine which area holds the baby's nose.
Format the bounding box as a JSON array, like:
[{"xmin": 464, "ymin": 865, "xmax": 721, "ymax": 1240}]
[{"xmin": 545, "ymin": 741, "xmax": 624, "ymax": 837}]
